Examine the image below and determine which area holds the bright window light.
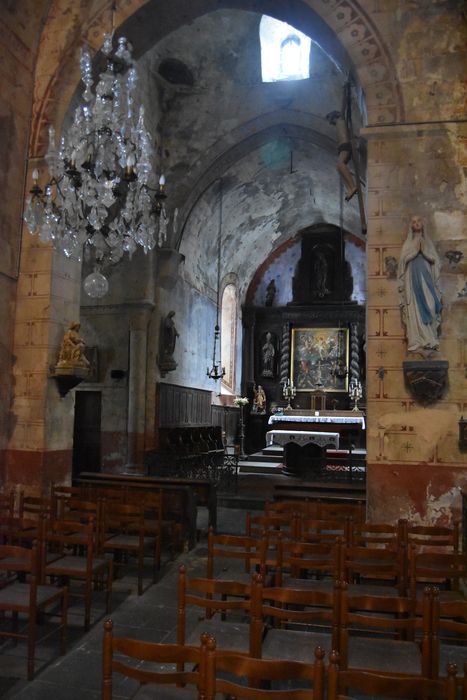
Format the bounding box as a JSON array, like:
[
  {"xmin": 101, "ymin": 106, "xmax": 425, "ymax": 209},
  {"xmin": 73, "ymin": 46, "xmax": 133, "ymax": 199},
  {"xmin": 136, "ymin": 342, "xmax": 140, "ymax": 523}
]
[{"xmin": 260, "ymin": 15, "xmax": 311, "ymax": 83}]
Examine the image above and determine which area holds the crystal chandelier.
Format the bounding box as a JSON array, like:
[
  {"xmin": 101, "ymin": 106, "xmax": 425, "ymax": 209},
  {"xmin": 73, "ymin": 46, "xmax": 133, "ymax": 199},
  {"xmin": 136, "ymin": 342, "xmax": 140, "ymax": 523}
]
[{"xmin": 24, "ymin": 28, "xmax": 168, "ymax": 297}]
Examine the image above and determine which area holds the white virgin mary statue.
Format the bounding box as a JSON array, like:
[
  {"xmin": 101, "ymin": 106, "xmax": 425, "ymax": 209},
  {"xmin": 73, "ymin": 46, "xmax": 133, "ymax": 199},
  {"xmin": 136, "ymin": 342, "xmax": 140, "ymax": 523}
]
[{"xmin": 398, "ymin": 215, "xmax": 442, "ymax": 355}]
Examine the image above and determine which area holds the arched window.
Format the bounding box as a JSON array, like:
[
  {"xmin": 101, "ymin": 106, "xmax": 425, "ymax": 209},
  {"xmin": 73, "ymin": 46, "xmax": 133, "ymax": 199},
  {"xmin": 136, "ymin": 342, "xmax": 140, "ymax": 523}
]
[
  {"xmin": 259, "ymin": 15, "xmax": 311, "ymax": 83},
  {"xmin": 220, "ymin": 283, "xmax": 237, "ymax": 393}
]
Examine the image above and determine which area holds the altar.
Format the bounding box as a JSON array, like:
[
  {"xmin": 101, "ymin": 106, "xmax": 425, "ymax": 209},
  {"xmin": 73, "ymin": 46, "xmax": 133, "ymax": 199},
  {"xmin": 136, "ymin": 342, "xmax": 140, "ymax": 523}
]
[
  {"xmin": 266, "ymin": 428, "xmax": 340, "ymax": 478},
  {"xmin": 266, "ymin": 410, "xmax": 366, "ymax": 479},
  {"xmin": 268, "ymin": 410, "xmax": 365, "ymax": 449}
]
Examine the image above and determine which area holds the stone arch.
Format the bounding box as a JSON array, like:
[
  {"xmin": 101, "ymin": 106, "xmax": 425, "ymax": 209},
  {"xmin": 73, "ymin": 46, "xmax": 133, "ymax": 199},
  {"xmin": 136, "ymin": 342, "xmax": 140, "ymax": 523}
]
[
  {"xmin": 245, "ymin": 222, "xmax": 364, "ymax": 306},
  {"xmin": 30, "ymin": 0, "xmax": 403, "ymax": 159},
  {"xmin": 174, "ymin": 116, "xmax": 342, "ymax": 250}
]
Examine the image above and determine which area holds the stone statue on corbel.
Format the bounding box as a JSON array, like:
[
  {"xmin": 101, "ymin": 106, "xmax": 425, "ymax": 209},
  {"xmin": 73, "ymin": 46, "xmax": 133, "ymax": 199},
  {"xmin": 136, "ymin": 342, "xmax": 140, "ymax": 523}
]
[
  {"xmin": 158, "ymin": 311, "xmax": 179, "ymax": 377},
  {"xmin": 398, "ymin": 215, "xmax": 448, "ymax": 405}
]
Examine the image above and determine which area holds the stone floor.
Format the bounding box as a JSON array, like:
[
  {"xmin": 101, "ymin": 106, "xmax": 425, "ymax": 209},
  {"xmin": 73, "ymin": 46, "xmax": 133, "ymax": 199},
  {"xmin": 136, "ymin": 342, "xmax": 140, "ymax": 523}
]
[{"xmin": 1, "ymin": 506, "xmax": 257, "ymax": 699}]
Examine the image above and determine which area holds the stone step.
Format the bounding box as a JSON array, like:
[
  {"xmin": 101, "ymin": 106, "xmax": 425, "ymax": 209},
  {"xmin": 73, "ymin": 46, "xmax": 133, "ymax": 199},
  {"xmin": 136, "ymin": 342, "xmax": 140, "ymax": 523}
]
[
  {"xmin": 262, "ymin": 445, "xmax": 283, "ymax": 455},
  {"xmin": 238, "ymin": 460, "xmax": 283, "ymax": 474},
  {"xmin": 246, "ymin": 452, "xmax": 282, "ymax": 464}
]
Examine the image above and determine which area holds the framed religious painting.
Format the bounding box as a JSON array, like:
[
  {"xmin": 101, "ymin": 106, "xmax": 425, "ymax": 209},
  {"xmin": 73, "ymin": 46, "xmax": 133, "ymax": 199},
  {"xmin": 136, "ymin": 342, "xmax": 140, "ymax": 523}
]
[{"xmin": 290, "ymin": 327, "xmax": 349, "ymax": 392}]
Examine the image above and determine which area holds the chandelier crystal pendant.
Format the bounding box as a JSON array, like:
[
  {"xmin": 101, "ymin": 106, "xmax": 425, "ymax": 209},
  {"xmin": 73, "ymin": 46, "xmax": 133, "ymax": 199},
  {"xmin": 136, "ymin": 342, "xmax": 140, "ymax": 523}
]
[{"xmin": 23, "ymin": 30, "xmax": 168, "ymax": 293}]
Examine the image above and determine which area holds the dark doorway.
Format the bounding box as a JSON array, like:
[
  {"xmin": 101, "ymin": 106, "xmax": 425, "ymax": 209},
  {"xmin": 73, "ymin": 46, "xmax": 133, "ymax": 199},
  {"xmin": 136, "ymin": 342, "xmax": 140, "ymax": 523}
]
[{"xmin": 73, "ymin": 391, "xmax": 102, "ymax": 478}]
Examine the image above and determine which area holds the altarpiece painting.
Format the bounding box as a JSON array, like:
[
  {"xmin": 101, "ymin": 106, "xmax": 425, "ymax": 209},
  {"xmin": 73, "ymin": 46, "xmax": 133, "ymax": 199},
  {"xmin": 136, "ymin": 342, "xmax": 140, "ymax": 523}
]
[{"xmin": 291, "ymin": 327, "xmax": 349, "ymax": 392}]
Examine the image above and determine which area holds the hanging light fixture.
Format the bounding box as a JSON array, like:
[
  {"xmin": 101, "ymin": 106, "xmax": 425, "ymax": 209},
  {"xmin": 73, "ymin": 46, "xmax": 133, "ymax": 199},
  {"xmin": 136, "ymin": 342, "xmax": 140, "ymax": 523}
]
[
  {"xmin": 207, "ymin": 180, "xmax": 225, "ymax": 382},
  {"xmin": 23, "ymin": 2, "xmax": 168, "ymax": 297}
]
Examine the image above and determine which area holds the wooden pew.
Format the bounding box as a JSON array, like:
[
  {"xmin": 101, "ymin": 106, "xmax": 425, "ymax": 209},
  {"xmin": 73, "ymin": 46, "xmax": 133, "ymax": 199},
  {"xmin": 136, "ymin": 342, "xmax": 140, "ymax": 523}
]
[{"xmin": 75, "ymin": 471, "xmax": 217, "ymax": 548}]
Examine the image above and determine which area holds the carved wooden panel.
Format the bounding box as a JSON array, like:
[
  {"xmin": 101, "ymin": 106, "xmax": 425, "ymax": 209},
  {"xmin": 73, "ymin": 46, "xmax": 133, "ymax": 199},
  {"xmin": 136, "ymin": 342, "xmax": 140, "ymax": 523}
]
[{"xmin": 158, "ymin": 382, "xmax": 212, "ymax": 428}]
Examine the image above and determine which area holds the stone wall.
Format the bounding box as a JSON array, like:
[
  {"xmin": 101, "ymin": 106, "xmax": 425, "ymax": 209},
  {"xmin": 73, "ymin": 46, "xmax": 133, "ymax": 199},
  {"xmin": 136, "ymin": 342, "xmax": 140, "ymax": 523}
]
[
  {"xmin": 0, "ymin": 2, "xmax": 47, "ymax": 479},
  {"xmin": 362, "ymin": 2, "xmax": 466, "ymax": 524}
]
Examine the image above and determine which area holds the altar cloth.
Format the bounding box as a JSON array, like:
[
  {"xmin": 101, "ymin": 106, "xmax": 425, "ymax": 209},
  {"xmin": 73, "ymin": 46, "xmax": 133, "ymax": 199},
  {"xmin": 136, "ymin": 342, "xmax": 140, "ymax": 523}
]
[
  {"xmin": 266, "ymin": 429, "xmax": 339, "ymax": 449},
  {"xmin": 268, "ymin": 414, "xmax": 365, "ymax": 430}
]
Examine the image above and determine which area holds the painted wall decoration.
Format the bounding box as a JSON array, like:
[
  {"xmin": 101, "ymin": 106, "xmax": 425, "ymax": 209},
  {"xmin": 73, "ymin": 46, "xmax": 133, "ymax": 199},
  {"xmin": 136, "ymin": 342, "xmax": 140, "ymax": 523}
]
[{"xmin": 291, "ymin": 327, "xmax": 349, "ymax": 392}]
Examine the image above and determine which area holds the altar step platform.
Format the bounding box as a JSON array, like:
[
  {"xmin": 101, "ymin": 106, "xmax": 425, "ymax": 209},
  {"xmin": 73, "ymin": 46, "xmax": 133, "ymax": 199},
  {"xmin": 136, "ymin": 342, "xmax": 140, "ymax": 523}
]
[
  {"xmin": 238, "ymin": 445, "xmax": 284, "ymax": 474},
  {"xmin": 238, "ymin": 445, "xmax": 367, "ymax": 478},
  {"xmin": 222, "ymin": 450, "xmax": 366, "ymax": 511}
]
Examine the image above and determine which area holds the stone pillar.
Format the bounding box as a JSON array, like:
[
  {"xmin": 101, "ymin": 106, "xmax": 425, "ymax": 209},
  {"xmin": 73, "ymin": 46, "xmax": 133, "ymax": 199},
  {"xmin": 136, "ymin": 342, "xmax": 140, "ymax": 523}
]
[
  {"xmin": 125, "ymin": 308, "xmax": 152, "ymax": 473},
  {"xmin": 5, "ymin": 160, "xmax": 82, "ymax": 494}
]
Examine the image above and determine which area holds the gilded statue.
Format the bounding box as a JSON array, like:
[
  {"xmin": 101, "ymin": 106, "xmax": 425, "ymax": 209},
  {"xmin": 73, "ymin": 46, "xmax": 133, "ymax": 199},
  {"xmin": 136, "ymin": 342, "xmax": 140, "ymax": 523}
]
[{"xmin": 57, "ymin": 321, "xmax": 90, "ymax": 368}]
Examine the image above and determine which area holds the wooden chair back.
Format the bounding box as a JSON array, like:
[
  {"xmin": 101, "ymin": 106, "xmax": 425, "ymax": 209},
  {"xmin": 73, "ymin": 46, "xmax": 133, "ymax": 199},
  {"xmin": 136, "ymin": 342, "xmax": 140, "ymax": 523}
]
[
  {"xmin": 0, "ymin": 490, "xmax": 15, "ymax": 517},
  {"xmin": 102, "ymin": 619, "xmax": 209, "ymax": 700},
  {"xmin": 246, "ymin": 512, "xmax": 296, "ymax": 542},
  {"xmin": 318, "ymin": 502, "xmax": 365, "ymax": 522},
  {"xmin": 0, "ymin": 542, "xmax": 68, "ymax": 679},
  {"xmin": 342, "ymin": 544, "xmax": 406, "ymax": 594},
  {"xmin": 408, "ymin": 549, "xmax": 467, "ymax": 600},
  {"xmin": 350, "ymin": 521, "xmax": 402, "ymax": 548},
  {"xmin": 328, "ymin": 649, "xmax": 457, "ymax": 700},
  {"xmin": 43, "ymin": 517, "xmax": 95, "ymax": 562},
  {"xmin": 403, "ymin": 521, "xmax": 460, "ymax": 553},
  {"xmin": 430, "ymin": 590, "xmax": 467, "ymax": 683},
  {"xmin": 0, "ymin": 515, "xmax": 42, "ymax": 550},
  {"xmin": 57, "ymin": 496, "xmax": 101, "ymax": 524},
  {"xmin": 298, "ymin": 517, "xmax": 350, "ymax": 544},
  {"xmin": 260, "ymin": 581, "xmax": 340, "ymax": 654},
  {"xmin": 265, "ymin": 500, "xmax": 320, "ymax": 518},
  {"xmin": 18, "ymin": 492, "xmax": 53, "ymax": 520},
  {"xmin": 87, "ymin": 486, "xmax": 125, "ymax": 503},
  {"xmin": 276, "ymin": 538, "xmax": 342, "ymax": 587},
  {"xmin": 177, "ymin": 565, "xmax": 262, "ymax": 656},
  {"xmin": 207, "ymin": 527, "xmax": 268, "ymax": 578},
  {"xmin": 50, "ymin": 484, "xmax": 85, "ymax": 516},
  {"xmin": 101, "ymin": 500, "xmax": 159, "ymax": 595},
  {"xmin": 206, "ymin": 644, "xmax": 326, "ymax": 700},
  {"xmin": 338, "ymin": 583, "xmax": 432, "ymax": 676}
]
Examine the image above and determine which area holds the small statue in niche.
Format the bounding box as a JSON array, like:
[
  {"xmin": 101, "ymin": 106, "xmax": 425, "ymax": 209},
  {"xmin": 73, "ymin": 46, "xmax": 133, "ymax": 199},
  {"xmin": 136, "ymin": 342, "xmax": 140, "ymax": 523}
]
[
  {"xmin": 260, "ymin": 331, "xmax": 276, "ymax": 378},
  {"xmin": 56, "ymin": 322, "xmax": 90, "ymax": 369},
  {"xmin": 398, "ymin": 215, "xmax": 442, "ymax": 357},
  {"xmin": 311, "ymin": 249, "xmax": 330, "ymax": 298},
  {"xmin": 265, "ymin": 279, "xmax": 276, "ymax": 306},
  {"xmin": 158, "ymin": 311, "xmax": 179, "ymax": 376},
  {"xmin": 162, "ymin": 311, "xmax": 179, "ymax": 358},
  {"xmin": 252, "ymin": 384, "xmax": 267, "ymax": 414}
]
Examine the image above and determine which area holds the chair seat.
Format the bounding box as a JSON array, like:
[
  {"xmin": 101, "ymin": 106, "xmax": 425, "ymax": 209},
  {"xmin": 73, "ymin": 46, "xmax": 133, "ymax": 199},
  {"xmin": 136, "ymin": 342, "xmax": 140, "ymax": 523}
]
[
  {"xmin": 262, "ymin": 628, "xmax": 333, "ymax": 661},
  {"xmin": 103, "ymin": 534, "xmax": 154, "ymax": 548},
  {"xmin": 347, "ymin": 583, "xmax": 401, "ymax": 597},
  {"xmin": 281, "ymin": 577, "xmax": 335, "ymax": 592},
  {"xmin": 215, "ymin": 569, "xmax": 252, "ymax": 584},
  {"xmin": 45, "ymin": 555, "xmax": 109, "ymax": 576},
  {"xmin": 0, "ymin": 555, "xmax": 32, "ymax": 570},
  {"xmin": 132, "ymin": 686, "xmax": 199, "ymax": 699},
  {"xmin": 439, "ymin": 643, "xmax": 466, "ymax": 677},
  {"xmin": 185, "ymin": 619, "xmax": 250, "ymax": 653},
  {"xmin": 0, "ymin": 581, "xmax": 62, "ymax": 608},
  {"xmin": 348, "ymin": 637, "xmax": 422, "ymax": 674}
]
